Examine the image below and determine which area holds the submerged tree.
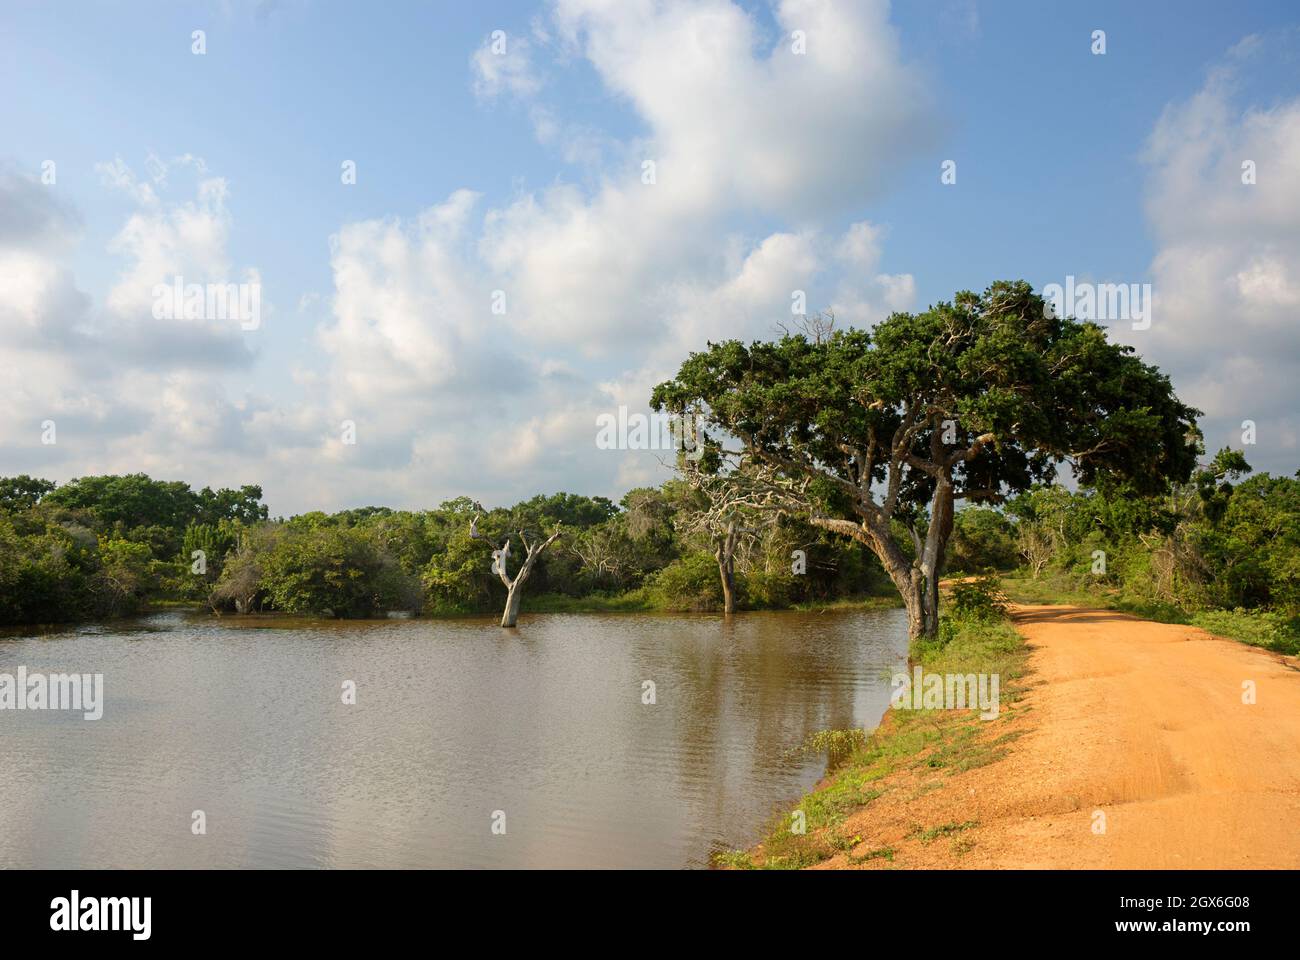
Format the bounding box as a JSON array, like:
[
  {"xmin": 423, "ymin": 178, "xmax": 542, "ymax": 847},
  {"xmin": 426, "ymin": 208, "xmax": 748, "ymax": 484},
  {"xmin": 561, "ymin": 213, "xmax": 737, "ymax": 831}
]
[
  {"xmin": 652, "ymin": 280, "xmax": 1200, "ymax": 640},
  {"xmin": 470, "ymin": 515, "xmax": 563, "ymax": 627}
]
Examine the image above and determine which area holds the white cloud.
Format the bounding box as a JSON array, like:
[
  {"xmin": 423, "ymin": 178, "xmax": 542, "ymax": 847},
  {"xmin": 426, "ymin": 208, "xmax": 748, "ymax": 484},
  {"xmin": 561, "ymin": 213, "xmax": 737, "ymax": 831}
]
[
  {"xmin": 1, "ymin": 1, "xmax": 934, "ymax": 512},
  {"xmin": 1132, "ymin": 38, "xmax": 1300, "ymax": 468},
  {"xmin": 0, "ymin": 162, "xmax": 266, "ymax": 492},
  {"xmin": 476, "ymin": 0, "xmax": 935, "ymax": 353},
  {"xmin": 95, "ymin": 157, "xmax": 159, "ymax": 206},
  {"xmin": 471, "ymin": 31, "xmax": 542, "ymax": 99}
]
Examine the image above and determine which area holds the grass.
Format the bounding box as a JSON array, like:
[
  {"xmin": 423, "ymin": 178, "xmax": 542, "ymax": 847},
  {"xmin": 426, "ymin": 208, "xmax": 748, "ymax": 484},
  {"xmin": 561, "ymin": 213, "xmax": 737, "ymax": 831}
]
[
  {"xmin": 788, "ymin": 594, "xmax": 904, "ymax": 613},
  {"xmin": 847, "ymin": 845, "xmax": 896, "ymax": 865},
  {"xmin": 737, "ymin": 606, "xmax": 1028, "ymax": 869},
  {"xmin": 909, "ymin": 819, "xmax": 979, "ymax": 844},
  {"xmin": 427, "ymin": 589, "xmax": 904, "ymax": 619},
  {"xmin": 950, "ymin": 835, "xmax": 977, "ymax": 856},
  {"xmin": 783, "ymin": 728, "xmax": 869, "ymax": 770},
  {"xmin": 710, "ymin": 849, "xmax": 756, "ymax": 870},
  {"xmin": 518, "ymin": 590, "xmax": 654, "ymax": 614}
]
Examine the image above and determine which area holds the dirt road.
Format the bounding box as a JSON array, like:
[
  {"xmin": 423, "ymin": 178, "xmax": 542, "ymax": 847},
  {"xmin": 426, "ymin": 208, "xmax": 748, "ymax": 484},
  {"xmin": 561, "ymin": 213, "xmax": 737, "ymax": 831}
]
[{"xmin": 821, "ymin": 605, "xmax": 1300, "ymax": 869}]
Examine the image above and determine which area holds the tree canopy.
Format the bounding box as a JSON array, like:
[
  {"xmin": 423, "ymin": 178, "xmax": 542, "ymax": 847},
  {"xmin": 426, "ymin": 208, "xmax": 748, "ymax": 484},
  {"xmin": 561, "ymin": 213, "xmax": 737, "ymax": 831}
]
[{"xmin": 652, "ymin": 280, "xmax": 1201, "ymax": 638}]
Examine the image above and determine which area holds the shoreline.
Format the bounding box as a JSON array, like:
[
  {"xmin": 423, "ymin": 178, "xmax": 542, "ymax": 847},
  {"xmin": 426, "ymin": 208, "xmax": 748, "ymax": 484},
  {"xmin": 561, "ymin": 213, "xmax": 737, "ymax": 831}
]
[
  {"xmin": 1, "ymin": 592, "xmax": 905, "ymax": 633},
  {"xmin": 729, "ymin": 601, "xmax": 1300, "ymax": 870},
  {"xmin": 720, "ymin": 605, "xmax": 1027, "ymax": 869}
]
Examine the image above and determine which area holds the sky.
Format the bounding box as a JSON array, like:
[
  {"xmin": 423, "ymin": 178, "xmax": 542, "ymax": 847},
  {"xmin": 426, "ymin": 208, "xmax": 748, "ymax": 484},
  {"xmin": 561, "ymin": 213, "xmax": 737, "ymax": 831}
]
[{"xmin": 2, "ymin": 0, "xmax": 1299, "ymax": 515}]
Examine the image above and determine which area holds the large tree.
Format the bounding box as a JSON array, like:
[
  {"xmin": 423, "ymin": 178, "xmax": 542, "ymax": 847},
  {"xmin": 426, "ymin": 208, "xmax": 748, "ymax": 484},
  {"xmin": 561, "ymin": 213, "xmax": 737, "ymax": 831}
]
[{"xmin": 652, "ymin": 281, "xmax": 1200, "ymax": 640}]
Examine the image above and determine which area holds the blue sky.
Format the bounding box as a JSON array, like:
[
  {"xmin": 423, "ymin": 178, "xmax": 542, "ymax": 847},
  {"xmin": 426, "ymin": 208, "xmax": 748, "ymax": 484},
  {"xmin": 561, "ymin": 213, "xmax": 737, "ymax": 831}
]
[{"xmin": 2, "ymin": 0, "xmax": 1298, "ymax": 513}]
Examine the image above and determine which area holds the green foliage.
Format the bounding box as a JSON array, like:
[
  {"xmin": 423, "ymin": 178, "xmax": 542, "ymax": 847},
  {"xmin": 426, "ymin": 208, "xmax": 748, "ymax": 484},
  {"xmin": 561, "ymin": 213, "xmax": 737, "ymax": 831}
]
[
  {"xmin": 7, "ymin": 445, "xmax": 1293, "ymax": 634},
  {"xmin": 947, "ymin": 507, "xmax": 1019, "ymax": 572},
  {"xmin": 742, "ymin": 570, "xmax": 796, "ymax": 609},
  {"xmin": 948, "ymin": 576, "xmax": 1010, "ymax": 623},
  {"xmin": 0, "ymin": 513, "xmax": 137, "ymax": 624},
  {"xmin": 1195, "ymin": 447, "xmax": 1252, "ymax": 524},
  {"xmin": 788, "ymin": 728, "xmax": 868, "ymax": 770},
  {"xmin": 96, "ymin": 537, "xmax": 156, "ymax": 615},
  {"xmin": 652, "ymin": 281, "xmax": 1200, "ymax": 637},
  {"xmin": 258, "ymin": 525, "xmax": 419, "ymax": 618},
  {"xmin": 0, "ymin": 473, "xmax": 272, "ymax": 624},
  {"xmin": 0, "ymin": 475, "xmax": 56, "ymax": 512},
  {"xmin": 1000, "ymin": 453, "xmax": 1300, "ymax": 652},
  {"xmin": 1194, "ymin": 471, "xmax": 1300, "ymax": 613},
  {"xmin": 179, "ymin": 521, "xmax": 238, "ymax": 591},
  {"xmin": 422, "ymin": 524, "xmax": 500, "ymax": 614},
  {"xmin": 647, "ymin": 552, "xmax": 726, "ymax": 611},
  {"xmin": 654, "ymin": 281, "xmax": 1199, "ymax": 511},
  {"xmin": 1189, "ymin": 608, "xmax": 1299, "ymax": 656}
]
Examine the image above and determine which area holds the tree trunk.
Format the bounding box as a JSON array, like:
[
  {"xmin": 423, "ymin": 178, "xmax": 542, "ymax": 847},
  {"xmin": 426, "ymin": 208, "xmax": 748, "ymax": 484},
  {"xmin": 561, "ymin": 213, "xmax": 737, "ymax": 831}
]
[
  {"xmin": 807, "ymin": 481, "xmax": 955, "ymax": 644},
  {"xmin": 472, "ymin": 517, "xmax": 562, "ymax": 629},
  {"xmin": 898, "ymin": 571, "xmax": 929, "ymax": 643},
  {"xmin": 913, "ymin": 479, "xmax": 955, "ymax": 641},
  {"xmin": 500, "ymin": 582, "xmax": 523, "ymax": 628},
  {"xmin": 718, "ymin": 557, "xmax": 736, "ymax": 614},
  {"xmin": 717, "ymin": 519, "xmax": 738, "ymax": 615}
]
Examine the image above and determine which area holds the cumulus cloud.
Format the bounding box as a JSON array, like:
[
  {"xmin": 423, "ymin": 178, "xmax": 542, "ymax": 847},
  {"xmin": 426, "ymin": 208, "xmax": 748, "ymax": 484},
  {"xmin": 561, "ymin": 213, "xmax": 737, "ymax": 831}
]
[
  {"xmin": 3, "ymin": 0, "xmax": 934, "ymax": 512},
  {"xmin": 1131, "ymin": 37, "xmax": 1300, "ymax": 468},
  {"xmin": 547, "ymin": 0, "xmax": 934, "ymax": 215},
  {"xmin": 271, "ymin": 0, "xmax": 932, "ymax": 509},
  {"xmin": 0, "ymin": 160, "xmax": 268, "ymax": 491},
  {"xmin": 475, "ymin": 0, "xmax": 935, "ymax": 353}
]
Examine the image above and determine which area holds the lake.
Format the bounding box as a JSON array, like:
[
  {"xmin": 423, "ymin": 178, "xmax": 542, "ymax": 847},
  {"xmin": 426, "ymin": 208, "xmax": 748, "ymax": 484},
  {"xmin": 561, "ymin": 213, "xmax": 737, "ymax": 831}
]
[{"xmin": 0, "ymin": 606, "xmax": 909, "ymax": 868}]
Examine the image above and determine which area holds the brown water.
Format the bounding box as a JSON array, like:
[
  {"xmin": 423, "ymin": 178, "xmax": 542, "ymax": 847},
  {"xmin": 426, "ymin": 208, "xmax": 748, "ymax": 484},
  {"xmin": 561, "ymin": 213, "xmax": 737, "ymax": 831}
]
[{"xmin": 0, "ymin": 607, "xmax": 908, "ymax": 868}]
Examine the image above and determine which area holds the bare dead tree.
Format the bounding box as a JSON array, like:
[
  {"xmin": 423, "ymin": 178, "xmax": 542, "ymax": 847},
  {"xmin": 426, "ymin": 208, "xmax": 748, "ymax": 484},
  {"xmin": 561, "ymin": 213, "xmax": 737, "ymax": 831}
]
[
  {"xmin": 1017, "ymin": 524, "xmax": 1054, "ymax": 580},
  {"xmin": 569, "ymin": 525, "xmax": 627, "ymax": 584},
  {"xmin": 677, "ymin": 459, "xmax": 791, "ymax": 614},
  {"xmin": 776, "ymin": 310, "xmax": 837, "ymax": 344},
  {"xmin": 470, "ymin": 514, "xmax": 562, "ymax": 627}
]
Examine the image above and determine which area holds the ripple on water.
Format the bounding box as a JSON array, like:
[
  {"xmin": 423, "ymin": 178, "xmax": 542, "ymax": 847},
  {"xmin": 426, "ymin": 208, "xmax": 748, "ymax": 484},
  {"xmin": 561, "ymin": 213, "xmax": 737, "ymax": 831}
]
[{"xmin": 0, "ymin": 607, "xmax": 908, "ymax": 868}]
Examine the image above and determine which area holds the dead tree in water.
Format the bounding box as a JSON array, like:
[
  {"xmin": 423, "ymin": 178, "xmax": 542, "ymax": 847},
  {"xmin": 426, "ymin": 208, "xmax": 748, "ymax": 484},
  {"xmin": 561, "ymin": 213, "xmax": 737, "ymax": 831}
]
[{"xmin": 470, "ymin": 515, "xmax": 562, "ymax": 627}]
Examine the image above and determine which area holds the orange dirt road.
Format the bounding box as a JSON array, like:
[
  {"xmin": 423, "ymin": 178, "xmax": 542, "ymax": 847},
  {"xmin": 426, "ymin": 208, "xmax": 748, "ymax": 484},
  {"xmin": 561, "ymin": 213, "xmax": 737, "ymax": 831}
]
[{"xmin": 823, "ymin": 605, "xmax": 1300, "ymax": 869}]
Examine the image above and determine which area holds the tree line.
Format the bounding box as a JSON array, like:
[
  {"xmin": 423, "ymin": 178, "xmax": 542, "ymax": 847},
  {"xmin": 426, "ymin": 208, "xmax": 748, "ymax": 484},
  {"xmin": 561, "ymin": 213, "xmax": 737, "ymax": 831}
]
[
  {"xmin": 0, "ymin": 475, "xmax": 891, "ymax": 625},
  {"xmin": 1, "ymin": 455, "xmax": 1294, "ymax": 647}
]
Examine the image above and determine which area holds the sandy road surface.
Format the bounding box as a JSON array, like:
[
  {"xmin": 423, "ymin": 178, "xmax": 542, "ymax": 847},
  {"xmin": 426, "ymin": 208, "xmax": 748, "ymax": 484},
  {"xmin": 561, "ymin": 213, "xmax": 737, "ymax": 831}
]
[{"xmin": 822, "ymin": 605, "xmax": 1300, "ymax": 869}]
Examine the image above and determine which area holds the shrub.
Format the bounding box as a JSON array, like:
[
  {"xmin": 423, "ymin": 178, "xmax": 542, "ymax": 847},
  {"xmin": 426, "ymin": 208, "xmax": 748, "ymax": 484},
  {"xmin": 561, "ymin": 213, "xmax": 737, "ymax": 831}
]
[
  {"xmin": 948, "ymin": 508, "xmax": 1020, "ymax": 572},
  {"xmin": 948, "ymin": 576, "xmax": 1009, "ymax": 623},
  {"xmin": 261, "ymin": 525, "xmax": 418, "ymax": 618},
  {"xmin": 648, "ymin": 552, "xmax": 724, "ymax": 611},
  {"xmin": 742, "ymin": 570, "xmax": 796, "ymax": 609}
]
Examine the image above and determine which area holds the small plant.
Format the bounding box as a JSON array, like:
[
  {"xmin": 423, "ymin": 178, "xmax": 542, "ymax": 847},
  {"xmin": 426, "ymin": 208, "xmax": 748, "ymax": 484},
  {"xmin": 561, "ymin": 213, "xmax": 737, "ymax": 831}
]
[
  {"xmin": 910, "ymin": 819, "xmax": 979, "ymax": 844},
  {"xmin": 710, "ymin": 849, "xmax": 755, "ymax": 869},
  {"xmin": 830, "ymin": 832, "xmax": 864, "ymax": 852},
  {"xmin": 848, "ymin": 845, "xmax": 895, "ymax": 864},
  {"xmin": 949, "ymin": 575, "xmax": 1009, "ymax": 623},
  {"xmin": 787, "ymin": 727, "xmax": 868, "ymax": 770}
]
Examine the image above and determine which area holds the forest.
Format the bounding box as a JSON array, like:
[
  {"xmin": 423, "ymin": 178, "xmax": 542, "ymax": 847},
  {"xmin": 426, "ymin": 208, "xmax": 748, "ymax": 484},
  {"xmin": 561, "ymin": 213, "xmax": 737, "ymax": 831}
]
[
  {"xmin": 1, "ymin": 451, "xmax": 1296, "ymax": 653},
  {"xmin": 0, "ymin": 472, "xmax": 888, "ymax": 624}
]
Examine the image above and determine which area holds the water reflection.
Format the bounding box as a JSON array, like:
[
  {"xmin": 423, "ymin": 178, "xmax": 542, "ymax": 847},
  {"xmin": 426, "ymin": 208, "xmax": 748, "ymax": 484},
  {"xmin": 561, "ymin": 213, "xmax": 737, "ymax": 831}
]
[{"xmin": 0, "ymin": 607, "xmax": 908, "ymax": 868}]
